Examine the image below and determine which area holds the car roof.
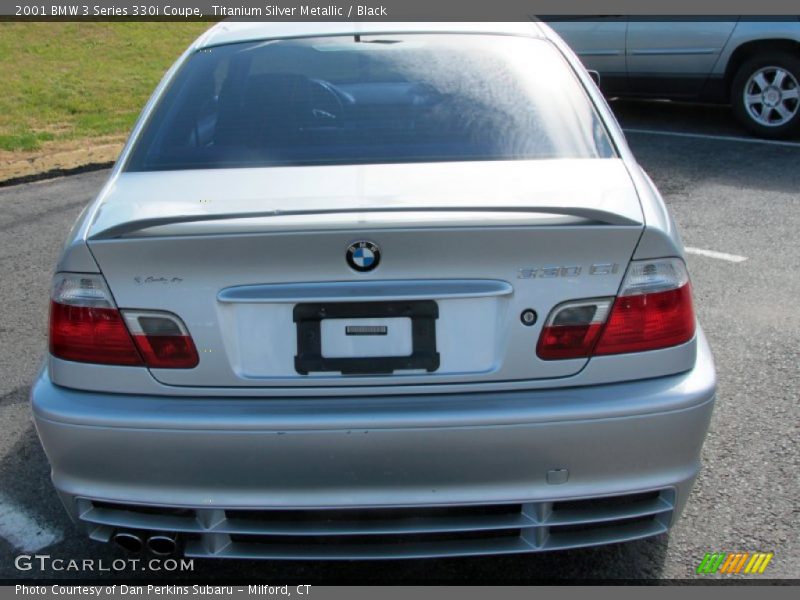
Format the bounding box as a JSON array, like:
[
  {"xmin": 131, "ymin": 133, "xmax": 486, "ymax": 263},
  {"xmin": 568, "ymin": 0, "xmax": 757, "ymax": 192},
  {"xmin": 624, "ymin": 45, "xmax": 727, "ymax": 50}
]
[{"xmin": 196, "ymin": 21, "xmax": 545, "ymax": 49}]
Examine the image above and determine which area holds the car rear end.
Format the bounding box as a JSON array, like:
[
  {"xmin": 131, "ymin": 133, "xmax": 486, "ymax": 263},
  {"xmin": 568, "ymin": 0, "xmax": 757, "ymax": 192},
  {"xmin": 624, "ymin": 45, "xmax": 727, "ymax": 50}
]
[{"xmin": 31, "ymin": 23, "xmax": 715, "ymax": 559}]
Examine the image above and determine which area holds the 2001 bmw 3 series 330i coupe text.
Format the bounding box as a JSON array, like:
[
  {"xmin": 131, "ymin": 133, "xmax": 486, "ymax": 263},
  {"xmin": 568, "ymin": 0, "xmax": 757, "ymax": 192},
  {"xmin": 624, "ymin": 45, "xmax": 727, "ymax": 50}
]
[{"xmin": 32, "ymin": 22, "xmax": 716, "ymax": 560}]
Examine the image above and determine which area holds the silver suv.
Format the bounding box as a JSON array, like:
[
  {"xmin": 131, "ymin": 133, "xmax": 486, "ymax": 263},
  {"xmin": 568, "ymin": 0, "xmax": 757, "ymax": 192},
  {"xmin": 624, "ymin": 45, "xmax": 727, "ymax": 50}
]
[{"xmin": 550, "ymin": 18, "xmax": 800, "ymax": 138}]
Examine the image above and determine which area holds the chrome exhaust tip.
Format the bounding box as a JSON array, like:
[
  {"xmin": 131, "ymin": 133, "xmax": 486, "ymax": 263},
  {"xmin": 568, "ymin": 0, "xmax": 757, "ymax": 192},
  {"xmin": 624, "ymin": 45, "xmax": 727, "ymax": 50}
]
[
  {"xmin": 112, "ymin": 531, "xmax": 143, "ymax": 553},
  {"xmin": 146, "ymin": 534, "xmax": 177, "ymax": 556}
]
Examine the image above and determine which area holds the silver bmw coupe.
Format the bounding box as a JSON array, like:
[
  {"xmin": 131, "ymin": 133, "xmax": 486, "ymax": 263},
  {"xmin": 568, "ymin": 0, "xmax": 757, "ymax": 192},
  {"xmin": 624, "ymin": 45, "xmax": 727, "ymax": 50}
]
[{"xmin": 32, "ymin": 22, "xmax": 716, "ymax": 560}]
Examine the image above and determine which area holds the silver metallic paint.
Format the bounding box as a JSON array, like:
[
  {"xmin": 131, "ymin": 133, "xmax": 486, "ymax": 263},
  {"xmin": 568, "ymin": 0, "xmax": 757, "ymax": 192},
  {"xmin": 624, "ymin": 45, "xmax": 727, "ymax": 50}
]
[{"xmin": 33, "ymin": 22, "xmax": 716, "ymax": 556}]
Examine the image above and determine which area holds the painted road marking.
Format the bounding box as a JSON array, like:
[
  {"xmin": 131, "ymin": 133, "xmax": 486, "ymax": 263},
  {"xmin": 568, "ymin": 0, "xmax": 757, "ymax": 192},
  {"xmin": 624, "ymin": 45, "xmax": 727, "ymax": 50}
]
[
  {"xmin": 0, "ymin": 493, "xmax": 62, "ymax": 552},
  {"xmin": 685, "ymin": 246, "xmax": 748, "ymax": 263},
  {"xmin": 624, "ymin": 128, "xmax": 800, "ymax": 149}
]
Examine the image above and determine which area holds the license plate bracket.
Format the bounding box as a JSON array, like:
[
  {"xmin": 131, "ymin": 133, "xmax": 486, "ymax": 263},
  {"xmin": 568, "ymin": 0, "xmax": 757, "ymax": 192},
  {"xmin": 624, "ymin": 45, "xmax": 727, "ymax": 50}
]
[{"xmin": 294, "ymin": 301, "xmax": 439, "ymax": 375}]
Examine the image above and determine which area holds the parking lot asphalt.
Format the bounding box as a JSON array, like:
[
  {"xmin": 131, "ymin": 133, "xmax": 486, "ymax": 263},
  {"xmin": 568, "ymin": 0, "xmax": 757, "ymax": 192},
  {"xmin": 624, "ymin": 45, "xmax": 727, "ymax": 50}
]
[{"xmin": 0, "ymin": 102, "xmax": 798, "ymax": 582}]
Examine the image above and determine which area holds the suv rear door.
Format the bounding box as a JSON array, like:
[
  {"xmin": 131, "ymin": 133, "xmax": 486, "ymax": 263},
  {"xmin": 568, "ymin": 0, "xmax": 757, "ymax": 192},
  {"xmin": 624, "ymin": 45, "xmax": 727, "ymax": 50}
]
[{"xmin": 626, "ymin": 20, "xmax": 738, "ymax": 96}]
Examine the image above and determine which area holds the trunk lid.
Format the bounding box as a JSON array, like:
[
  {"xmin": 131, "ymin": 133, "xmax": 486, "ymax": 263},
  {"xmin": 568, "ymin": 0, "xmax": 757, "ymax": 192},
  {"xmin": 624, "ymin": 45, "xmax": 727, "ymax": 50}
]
[{"xmin": 88, "ymin": 159, "xmax": 643, "ymax": 387}]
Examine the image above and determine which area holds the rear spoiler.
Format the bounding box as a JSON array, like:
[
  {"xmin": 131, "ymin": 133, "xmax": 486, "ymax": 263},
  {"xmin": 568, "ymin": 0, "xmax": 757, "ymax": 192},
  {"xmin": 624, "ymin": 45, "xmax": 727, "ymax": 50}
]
[{"xmin": 89, "ymin": 205, "xmax": 641, "ymax": 239}]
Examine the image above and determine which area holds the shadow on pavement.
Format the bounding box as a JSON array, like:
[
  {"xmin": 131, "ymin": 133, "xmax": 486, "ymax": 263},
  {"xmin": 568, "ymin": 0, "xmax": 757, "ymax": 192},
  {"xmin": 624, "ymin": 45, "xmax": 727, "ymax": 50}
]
[
  {"xmin": 611, "ymin": 99, "xmax": 745, "ymax": 137},
  {"xmin": 626, "ymin": 130, "xmax": 800, "ymax": 196}
]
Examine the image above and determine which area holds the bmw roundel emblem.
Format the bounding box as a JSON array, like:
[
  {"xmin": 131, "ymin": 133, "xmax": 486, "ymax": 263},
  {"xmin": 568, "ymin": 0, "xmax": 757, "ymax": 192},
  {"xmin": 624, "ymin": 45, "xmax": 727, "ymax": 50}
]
[{"xmin": 346, "ymin": 241, "xmax": 381, "ymax": 272}]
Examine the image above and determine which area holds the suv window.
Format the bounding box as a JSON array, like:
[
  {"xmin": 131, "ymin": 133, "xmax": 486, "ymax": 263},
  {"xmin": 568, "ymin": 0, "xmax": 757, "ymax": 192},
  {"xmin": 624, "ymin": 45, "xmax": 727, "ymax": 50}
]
[{"xmin": 126, "ymin": 34, "xmax": 615, "ymax": 171}]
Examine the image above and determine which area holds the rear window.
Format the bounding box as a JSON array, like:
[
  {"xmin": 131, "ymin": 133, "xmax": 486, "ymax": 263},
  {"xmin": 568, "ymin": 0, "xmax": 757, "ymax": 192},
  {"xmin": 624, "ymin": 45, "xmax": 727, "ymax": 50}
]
[{"xmin": 126, "ymin": 34, "xmax": 615, "ymax": 171}]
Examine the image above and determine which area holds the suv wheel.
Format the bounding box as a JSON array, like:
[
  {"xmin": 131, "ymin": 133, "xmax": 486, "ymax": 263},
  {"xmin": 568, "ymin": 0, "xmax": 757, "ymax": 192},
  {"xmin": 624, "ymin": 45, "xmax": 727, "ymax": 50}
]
[{"xmin": 731, "ymin": 52, "xmax": 800, "ymax": 139}]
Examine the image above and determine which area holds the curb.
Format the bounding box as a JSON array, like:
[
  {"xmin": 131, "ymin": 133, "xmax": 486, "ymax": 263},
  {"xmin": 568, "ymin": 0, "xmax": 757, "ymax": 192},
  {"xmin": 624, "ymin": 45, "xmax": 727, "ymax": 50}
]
[{"xmin": 0, "ymin": 161, "xmax": 114, "ymax": 189}]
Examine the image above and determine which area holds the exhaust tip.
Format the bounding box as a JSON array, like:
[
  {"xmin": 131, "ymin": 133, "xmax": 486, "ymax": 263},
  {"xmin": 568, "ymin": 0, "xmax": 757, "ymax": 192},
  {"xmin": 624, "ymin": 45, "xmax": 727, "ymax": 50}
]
[
  {"xmin": 112, "ymin": 532, "xmax": 143, "ymax": 553},
  {"xmin": 146, "ymin": 534, "xmax": 177, "ymax": 556}
]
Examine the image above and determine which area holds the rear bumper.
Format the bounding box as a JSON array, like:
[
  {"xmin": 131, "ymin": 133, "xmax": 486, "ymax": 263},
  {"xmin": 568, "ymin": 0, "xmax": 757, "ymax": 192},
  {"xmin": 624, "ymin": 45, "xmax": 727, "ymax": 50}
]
[{"xmin": 31, "ymin": 333, "xmax": 716, "ymax": 558}]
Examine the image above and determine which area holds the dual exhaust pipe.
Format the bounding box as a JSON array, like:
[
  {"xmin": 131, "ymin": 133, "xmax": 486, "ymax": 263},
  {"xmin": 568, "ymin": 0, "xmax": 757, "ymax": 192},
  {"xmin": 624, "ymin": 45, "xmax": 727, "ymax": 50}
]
[{"xmin": 112, "ymin": 531, "xmax": 177, "ymax": 556}]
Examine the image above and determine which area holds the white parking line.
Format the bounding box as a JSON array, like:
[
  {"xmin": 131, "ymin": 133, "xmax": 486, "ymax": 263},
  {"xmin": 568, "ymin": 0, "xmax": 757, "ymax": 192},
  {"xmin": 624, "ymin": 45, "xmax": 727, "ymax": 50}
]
[
  {"xmin": 624, "ymin": 128, "xmax": 800, "ymax": 149},
  {"xmin": 685, "ymin": 246, "xmax": 748, "ymax": 263},
  {"xmin": 0, "ymin": 493, "xmax": 62, "ymax": 552}
]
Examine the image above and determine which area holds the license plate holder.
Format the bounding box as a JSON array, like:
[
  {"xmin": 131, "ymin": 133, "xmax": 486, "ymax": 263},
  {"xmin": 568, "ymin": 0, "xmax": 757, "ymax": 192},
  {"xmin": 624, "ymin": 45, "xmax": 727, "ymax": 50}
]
[{"xmin": 294, "ymin": 301, "xmax": 439, "ymax": 375}]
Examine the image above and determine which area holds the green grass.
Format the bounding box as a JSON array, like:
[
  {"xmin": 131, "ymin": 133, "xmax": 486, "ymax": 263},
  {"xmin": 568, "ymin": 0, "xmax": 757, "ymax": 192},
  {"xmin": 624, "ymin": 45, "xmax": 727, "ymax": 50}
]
[{"xmin": 0, "ymin": 22, "xmax": 211, "ymax": 152}]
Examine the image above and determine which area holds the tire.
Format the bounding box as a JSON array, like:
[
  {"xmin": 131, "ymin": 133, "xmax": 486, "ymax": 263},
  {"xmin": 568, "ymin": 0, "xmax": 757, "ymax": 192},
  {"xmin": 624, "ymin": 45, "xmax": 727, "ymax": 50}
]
[{"xmin": 731, "ymin": 51, "xmax": 800, "ymax": 139}]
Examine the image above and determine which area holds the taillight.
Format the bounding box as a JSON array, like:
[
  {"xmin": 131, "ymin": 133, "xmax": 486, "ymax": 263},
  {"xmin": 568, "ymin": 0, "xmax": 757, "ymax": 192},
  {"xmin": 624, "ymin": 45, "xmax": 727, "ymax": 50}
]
[
  {"xmin": 122, "ymin": 311, "xmax": 199, "ymax": 369},
  {"xmin": 50, "ymin": 273, "xmax": 143, "ymax": 365},
  {"xmin": 49, "ymin": 273, "xmax": 198, "ymax": 369},
  {"xmin": 594, "ymin": 258, "xmax": 695, "ymax": 355},
  {"xmin": 536, "ymin": 298, "xmax": 612, "ymax": 360},
  {"xmin": 536, "ymin": 258, "xmax": 696, "ymax": 360}
]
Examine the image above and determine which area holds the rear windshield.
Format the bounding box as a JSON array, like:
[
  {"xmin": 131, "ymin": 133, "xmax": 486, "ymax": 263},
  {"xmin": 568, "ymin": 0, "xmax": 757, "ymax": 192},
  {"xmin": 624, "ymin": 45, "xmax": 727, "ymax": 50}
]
[{"xmin": 126, "ymin": 34, "xmax": 615, "ymax": 171}]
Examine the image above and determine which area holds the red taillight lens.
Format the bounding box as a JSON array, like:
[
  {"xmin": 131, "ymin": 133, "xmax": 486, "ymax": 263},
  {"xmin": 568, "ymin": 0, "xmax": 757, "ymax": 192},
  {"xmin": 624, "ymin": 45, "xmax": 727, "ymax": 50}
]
[
  {"xmin": 49, "ymin": 273, "xmax": 198, "ymax": 369},
  {"xmin": 536, "ymin": 258, "xmax": 696, "ymax": 360},
  {"xmin": 131, "ymin": 335, "xmax": 199, "ymax": 368},
  {"xmin": 594, "ymin": 284, "xmax": 695, "ymax": 355},
  {"xmin": 536, "ymin": 323, "xmax": 604, "ymax": 360},
  {"xmin": 49, "ymin": 275, "xmax": 143, "ymax": 365}
]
